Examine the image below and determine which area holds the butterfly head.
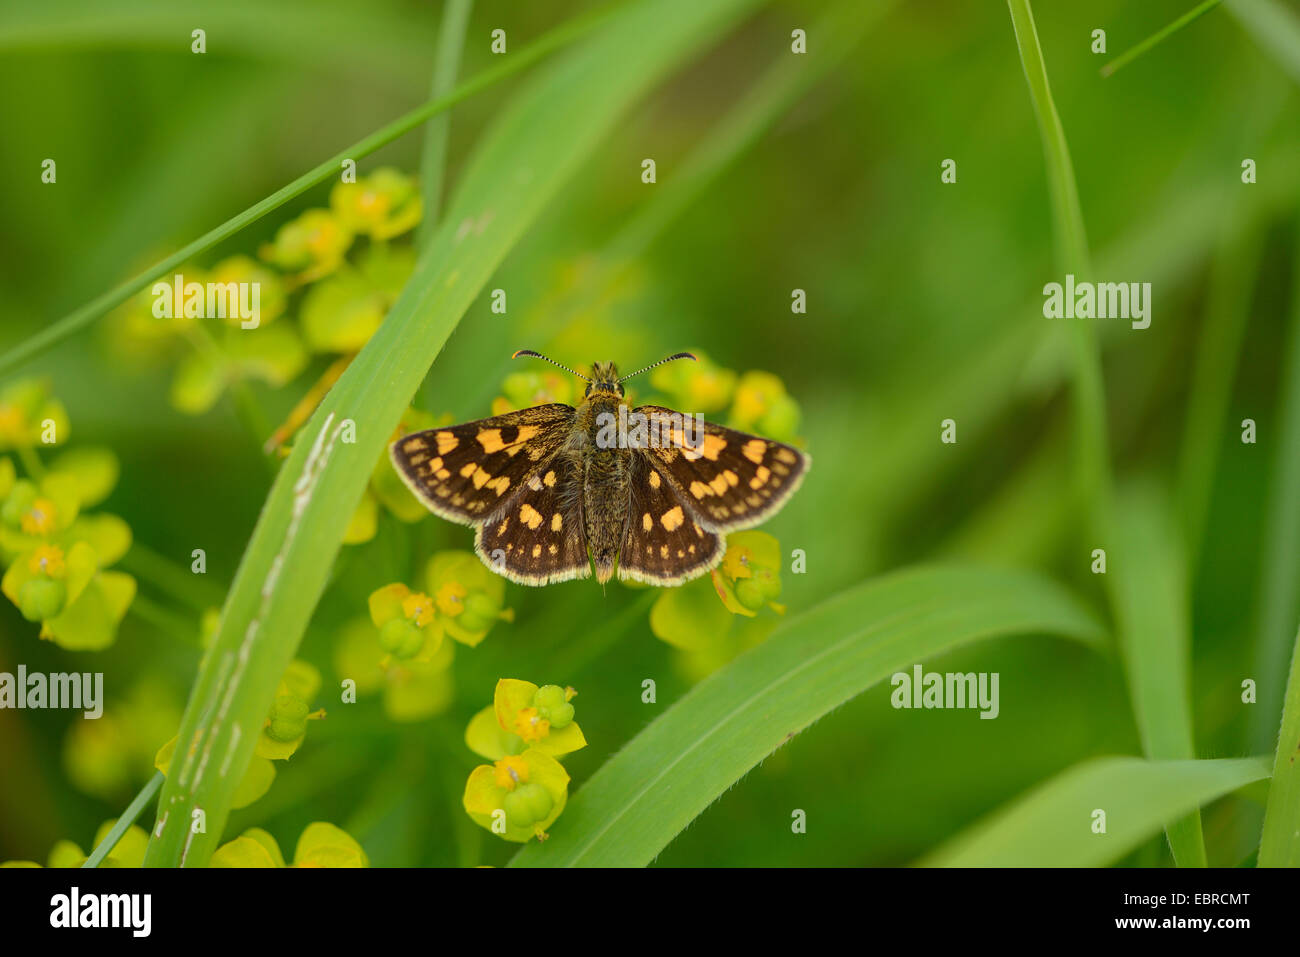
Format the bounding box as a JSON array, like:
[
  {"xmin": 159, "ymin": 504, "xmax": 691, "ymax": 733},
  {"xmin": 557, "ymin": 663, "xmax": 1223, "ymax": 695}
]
[
  {"xmin": 586, "ymin": 362, "xmax": 624, "ymax": 398},
  {"xmin": 512, "ymin": 350, "xmax": 697, "ymax": 402}
]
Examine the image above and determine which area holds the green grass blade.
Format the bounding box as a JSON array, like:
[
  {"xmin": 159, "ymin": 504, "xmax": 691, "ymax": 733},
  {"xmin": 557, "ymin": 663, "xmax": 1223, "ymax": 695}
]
[
  {"xmin": 1176, "ymin": 220, "xmax": 1263, "ymax": 566},
  {"xmin": 1100, "ymin": 1, "xmax": 1223, "ymax": 78},
  {"xmin": 417, "ymin": 0, "xmax": 474, "ymax": 244},
  {"xmin": 1108, "ymin": 483, "xmax": 1206, "ymax": 865},
  {"xmin": 1251, "ymin": 214, "xmax": 1300, "ymax": 750},
  {"xmin": 509, "ymin": 565, "xmax": 1104, "ymax": 867},
  {"xmin": 142, "ymin": 0, "xmax": 767, "ymax": 868},
  {"xmin": 1260, "ymin": 625, "xmax": 1300, "ymax": 864},
  {"xmin": 922, "ymin": 756, "xmax": 1270, "ymax": 867},
  {"xmin": 1226, "ymin": 0, "xmax": 1300, "ymax": 84},
  {"xmin": 82, "ymin": 771, "xmax": 163, "ymax": 868},
  {"xmin": 0, "ymin": 6, "xmax": 611, "ymax": 378},
  {"xmin": 1005, "ymin": 0, "xmax": 1111, "ymax": 537}
]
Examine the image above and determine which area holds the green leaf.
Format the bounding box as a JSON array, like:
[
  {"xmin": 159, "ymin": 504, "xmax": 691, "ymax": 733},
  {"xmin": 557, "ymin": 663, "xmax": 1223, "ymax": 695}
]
[
  {"xmin": 1260, "ymin": 623, "xmax": 1300, "ymax": 865},
  {"xmin": 922, "ymin": 757, "xmax": 1270, "ymax": 867},
  {"xmin": 510, "ymin": 564, "xmax": 1104, "ymax": 867},
  {"xmin": 145, "ymin": 0, "xmax": 768, "ymax": 868}
]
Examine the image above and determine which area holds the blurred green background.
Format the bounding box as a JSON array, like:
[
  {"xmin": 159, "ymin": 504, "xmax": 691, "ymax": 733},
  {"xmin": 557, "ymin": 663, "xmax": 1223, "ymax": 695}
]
[{"xmin": 1, "ymin": 0, "xmax": 1297, "ymax": 866}]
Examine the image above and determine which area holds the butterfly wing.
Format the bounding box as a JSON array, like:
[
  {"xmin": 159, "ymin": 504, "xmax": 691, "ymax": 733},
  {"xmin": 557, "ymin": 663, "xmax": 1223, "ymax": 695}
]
[
  {"xmin": 618, "ymin": 451, "xmax": 722, "ymax": 585},
  {"xmin": 635, "ymin": 406, "xmax": 809, "ymax": 532},
  {"xmin": 475, "ymin": 454, "xmax": 591, "ymax": 586},
  {"xmin": 390, "ymin": 404, "xmax": 574, "ymax": 526}
]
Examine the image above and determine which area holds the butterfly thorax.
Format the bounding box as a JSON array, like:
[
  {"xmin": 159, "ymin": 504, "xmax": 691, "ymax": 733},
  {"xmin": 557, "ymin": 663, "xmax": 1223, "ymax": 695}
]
[{"xmin": 575, "ymin": 390, "xmax": 632, "ymax": 583}]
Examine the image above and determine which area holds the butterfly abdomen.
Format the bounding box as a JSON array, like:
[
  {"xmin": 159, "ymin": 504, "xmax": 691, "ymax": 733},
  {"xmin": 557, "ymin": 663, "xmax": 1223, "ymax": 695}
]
[{"xmin": 580, "ymin": 397, "xmax": 631, "ymax": 583}]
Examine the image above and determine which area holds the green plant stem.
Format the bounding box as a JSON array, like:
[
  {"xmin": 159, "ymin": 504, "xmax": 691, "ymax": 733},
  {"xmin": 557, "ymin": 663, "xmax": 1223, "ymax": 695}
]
[
  {"xmin": 0, "ymin": 3, "xmax": 616, "ymax": 378},
  {"xmin": 418, "ymin": 0, "xmax": 474, "ymax": 245},
  {"xmin": 1100, "ymin": 0, "xmax": 1223, "ymax": 77},
  {"xmin": 82, "ymin": 771, "xmax": 164, "ymax": 868}
]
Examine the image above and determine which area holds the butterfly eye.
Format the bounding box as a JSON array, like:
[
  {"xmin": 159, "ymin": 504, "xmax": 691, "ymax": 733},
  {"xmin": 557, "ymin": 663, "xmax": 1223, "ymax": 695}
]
[
  {"xmin": 584, "ymin": 384, "xmax": 591, "ymax": 397},
  {"xmin": 617, "ymin": 383, "xmax": 625, "ymax": 396}
]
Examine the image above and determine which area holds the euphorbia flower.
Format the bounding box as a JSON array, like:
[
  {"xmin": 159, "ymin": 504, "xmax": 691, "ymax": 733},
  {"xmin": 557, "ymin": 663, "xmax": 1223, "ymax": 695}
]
[{"xmin": 463, "ymin": 749, "xmax": 570, "ymax": 843}]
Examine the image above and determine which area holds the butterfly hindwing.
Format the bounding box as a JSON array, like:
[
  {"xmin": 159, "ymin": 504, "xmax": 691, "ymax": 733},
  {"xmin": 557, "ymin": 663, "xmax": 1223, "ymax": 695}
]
[
  {"xmin": 475, "ymin": 454, "xmax": 591, "ymax": 585},
  {"xmin": 618, "ymin": 452, "xmax": 723, "ymax": 585},
  {"xmin": 390, "ymin": 404, "xmax": 574, "ymax": 526},
  {"xmin": 635, "ymin": 406, "xmax": 809, "ymax": 532}
]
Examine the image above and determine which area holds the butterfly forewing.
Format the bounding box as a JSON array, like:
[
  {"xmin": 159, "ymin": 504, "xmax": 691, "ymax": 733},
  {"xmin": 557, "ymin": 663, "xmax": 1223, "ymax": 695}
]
[
  {"xmin": 635, "ymin": 406, "xmax": 809, "ymax": 532},
  {"xmin": 618, "ymin": 453, "xmax": 722, "ymax": 585},
  {"xmin": 390, "ymin": 404, "xmax": 574, "ymax": 525},
  {"xmin": 475, "ymin": 455, "xmax": 591, "ymax": 585}
]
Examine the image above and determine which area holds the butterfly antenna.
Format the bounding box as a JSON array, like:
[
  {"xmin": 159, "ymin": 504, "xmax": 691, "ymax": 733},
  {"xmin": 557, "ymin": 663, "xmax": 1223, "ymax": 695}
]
[
  {"xmin": 512, "ymin": 349, "xmax": 591, "ymax": 382},
  {"xmin": 619, "ymin": 352, "xmax": 697, "ymax": 382}
]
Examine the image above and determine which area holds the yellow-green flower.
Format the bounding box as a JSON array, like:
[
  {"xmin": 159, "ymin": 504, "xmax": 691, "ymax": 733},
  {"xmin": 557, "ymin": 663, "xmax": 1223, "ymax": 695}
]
[
  {"xmin": 463, "ymin": 749, "xmax": 570, "ymax": 843},
  {"xmin": 368, "ymin": 582, "xmax": 444, "ymax": 661},
  {"xmin": 728, "ymin": 370, "xmax": 801, "ymax": 442},
  {"xmin": 712, "ymin": 530, "xmax": 784, "ymax": 616},
  {"xmin": 256, "ymin": 660, "xmax": 325, "ymax": 760},
  {"xmin": 466, "ymin": 678, "xmax": 586, "ymax": 760},
  {"xmin": 0, "ymin": 378, "xmax": 69, "ymax": 450},
  {"xmin": 211, "ymin": 823, "xmax": 368, "ymax": 868},
  {"xmin": 424, "ymin": 551, "xmax": 512, "ymax": 647},
  {"xmin": 333, "ymin": 615, "xmax": 456, "ymax": 723},
  {"xmin": 329, "ymin": 167, "xmax": 422, "ymax": 240},
  {"xmin": 491, "ymin": 369, "xmax": 577, "ymax": 416},
  {"xmin": 208, "ymin": 254, "xmax": 287, "ymax": 328},
  {"xmin": 649, "ymin": 349, "xmax": 736, "ymax": 414},
  {"xmin": 259, "ymin": 208, "xmax": 353, "ymax": 282}
]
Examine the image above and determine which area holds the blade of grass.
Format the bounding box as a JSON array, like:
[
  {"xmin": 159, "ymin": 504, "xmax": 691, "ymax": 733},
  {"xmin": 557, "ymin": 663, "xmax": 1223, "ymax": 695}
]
[
  {"xmin": 142, "ymin": 0, "xmax": 768, "ymax": 868},
  {"xmin": 417, "ymin": 0, "xmax": 474, "ymax": 245},
  {"xmin": 82, "ymin": 771, "xmax": 164, "ymax": 868},
  {"xmin": 922, "ymin": 756, "xmax": 1269, "ymax": 867},
  {"xmin": 1176, "ymin": 216, "xmax": 1264, "ymax": 565},
  {"xmin": 1005, "ymin": 0, "xmax": 1111, "ymax": 539},
  {"xmin": 1251, "ymin": 213, "xmax": 1300, "ymax": 750},
  {"xmin": 510, "ymin": 565, "xmax": 1105, "ymax": 867},
  {"xmin": 1108, "ymin": 483, "xmax": 1207, "ymax": 865},
  {"xmin": 1007, "ymin": 1, "xmax": 1207, "ymax": 866},
  {"xmin": 0, "ymin": 4, "xmax": 615, "ymax": 378},
  {"xmin": 1260, "ymin": 625, "xmax": 1300, "ymax": 864},
  {"xmin": 1100, "ymin": 0, "xmax": 1223, "ymax": 78}
]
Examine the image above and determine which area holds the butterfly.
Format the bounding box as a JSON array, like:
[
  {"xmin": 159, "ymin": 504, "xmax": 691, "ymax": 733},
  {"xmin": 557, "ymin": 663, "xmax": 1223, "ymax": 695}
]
[{"xmin": 390, "ymin": 351, "xmax": 809, "ymax": 587}]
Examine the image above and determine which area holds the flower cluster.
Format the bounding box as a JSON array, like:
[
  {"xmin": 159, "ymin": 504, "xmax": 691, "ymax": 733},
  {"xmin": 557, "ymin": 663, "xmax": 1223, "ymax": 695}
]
[
  {"xmin": 462, "ymin": 679, "xmax": 586, "ymax": 842},
  {"xmin": 0, "ymin": 379, "xmax": 136, "ymax": 649},
  {"xmin": 110, "ymin": 168, "xmax": 422, "ymax": 418},
  {"xmin": 333, "ymin": 552, "xmax": 513, "ymax": 722}
]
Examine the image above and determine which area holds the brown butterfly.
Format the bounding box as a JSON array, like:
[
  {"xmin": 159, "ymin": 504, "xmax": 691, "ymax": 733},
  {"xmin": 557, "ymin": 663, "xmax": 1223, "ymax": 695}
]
[{"xmin": 390, "ymin": 351, "xmax": 809, "ymax": 586}]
